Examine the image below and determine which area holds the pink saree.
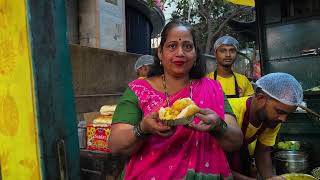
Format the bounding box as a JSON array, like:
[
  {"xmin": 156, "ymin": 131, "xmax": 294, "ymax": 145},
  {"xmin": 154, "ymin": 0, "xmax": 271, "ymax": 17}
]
[{"xmin": 124, "ymin": 77, "xmax": 232, "ymax": 180}]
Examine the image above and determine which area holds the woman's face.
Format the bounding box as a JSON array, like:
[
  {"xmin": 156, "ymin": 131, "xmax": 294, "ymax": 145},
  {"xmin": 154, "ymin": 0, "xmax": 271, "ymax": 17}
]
[{"xmin": 158, "ymin": 25, "xmax": 196, "ymax": 78}]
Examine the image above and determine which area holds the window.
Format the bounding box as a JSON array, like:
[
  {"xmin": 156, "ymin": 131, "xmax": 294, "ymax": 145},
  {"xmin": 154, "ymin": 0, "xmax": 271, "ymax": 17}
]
[{"xmin": 281, "ymin": 0, "xmax": 320, "ymax": 18}]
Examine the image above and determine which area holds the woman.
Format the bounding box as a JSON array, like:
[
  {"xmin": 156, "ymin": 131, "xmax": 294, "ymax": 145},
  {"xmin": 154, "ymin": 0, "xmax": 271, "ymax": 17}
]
[{"xmin": 109, "ymin": 20, "xmax": 243, "ymax": 180}]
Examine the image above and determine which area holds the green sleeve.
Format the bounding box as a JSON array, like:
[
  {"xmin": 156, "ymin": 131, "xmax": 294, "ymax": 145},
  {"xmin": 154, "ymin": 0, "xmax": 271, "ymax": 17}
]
[
  {"xmin": 224, "ymin": 94, "xmax": 234, "ymax": 115},
  {"xmin": 112, "ymin": 87, "xmax": 142, "ymax": 126}
]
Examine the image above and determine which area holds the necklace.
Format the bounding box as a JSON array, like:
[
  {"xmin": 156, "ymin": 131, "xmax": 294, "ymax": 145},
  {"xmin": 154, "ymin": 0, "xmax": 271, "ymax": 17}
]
[{"xmin": 161, "ymin": 74, "xmax": 193, "ymax": 107}]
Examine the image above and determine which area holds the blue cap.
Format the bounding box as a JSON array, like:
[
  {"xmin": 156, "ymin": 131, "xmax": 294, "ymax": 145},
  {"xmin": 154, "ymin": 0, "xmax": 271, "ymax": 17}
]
[
  {"xmin": 134, "ymin": 55, "xmax": 154, "ymax": 72},
  {"xmin": 255, "ymin": 72, "xmax": 303, "ymax": 106},
  {"xmin": 214, "ymin": 35, "xmax": 239, "ymax": 52}
]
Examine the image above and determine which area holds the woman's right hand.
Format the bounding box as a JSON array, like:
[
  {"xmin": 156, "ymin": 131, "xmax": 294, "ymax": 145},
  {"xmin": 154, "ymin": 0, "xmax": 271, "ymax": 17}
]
[{"xmin": 140, "ymin": 112, "xmax": 175, "ymax": 137}]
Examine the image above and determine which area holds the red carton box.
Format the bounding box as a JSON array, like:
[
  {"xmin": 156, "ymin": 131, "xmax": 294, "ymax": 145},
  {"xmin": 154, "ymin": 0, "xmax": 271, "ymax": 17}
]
[{"xmin": 86, "ymin": 124, "xmax": 111, "ymax": 152}]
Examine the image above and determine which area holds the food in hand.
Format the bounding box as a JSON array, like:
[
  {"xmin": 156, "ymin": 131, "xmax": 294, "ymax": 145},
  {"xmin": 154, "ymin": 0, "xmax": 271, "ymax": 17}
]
[{"xmin": 158, "ymin": 98, "xmax": 200, "ymax": 122}]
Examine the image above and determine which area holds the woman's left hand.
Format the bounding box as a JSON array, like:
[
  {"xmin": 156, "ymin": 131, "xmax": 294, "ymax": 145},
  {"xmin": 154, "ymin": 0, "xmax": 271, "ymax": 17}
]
[{"xmin": 188, "ymin": 108, "xmax": 221, "ymax": 132}]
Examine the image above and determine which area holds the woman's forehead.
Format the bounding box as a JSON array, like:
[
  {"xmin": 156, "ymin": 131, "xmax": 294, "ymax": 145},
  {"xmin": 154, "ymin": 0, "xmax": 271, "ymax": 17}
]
[{"xmin": 166, "ymin": 26, "xmax": 193, "ymax": 41}]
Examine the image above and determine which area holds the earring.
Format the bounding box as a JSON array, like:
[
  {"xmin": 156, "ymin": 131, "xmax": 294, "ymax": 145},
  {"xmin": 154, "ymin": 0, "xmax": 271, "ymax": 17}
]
[{"xmin": 160, "ymin": 61, "xmax": 162, "ymax": 66}]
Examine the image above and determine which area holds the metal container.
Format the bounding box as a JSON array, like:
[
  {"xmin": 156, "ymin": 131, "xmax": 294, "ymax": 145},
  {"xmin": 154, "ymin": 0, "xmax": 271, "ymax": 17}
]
[
  {"xmin": 274, "ymin": 151, "xmax": 309, "ymax": 174},
  {"xmin": 78, "ymin": 120, "xmax": 87, "ymax": 149}
]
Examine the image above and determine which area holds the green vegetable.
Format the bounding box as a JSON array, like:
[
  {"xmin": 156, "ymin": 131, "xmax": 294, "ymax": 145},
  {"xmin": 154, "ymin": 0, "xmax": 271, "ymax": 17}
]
[{"xmin": 277, "ymin": 141, "xmax": 301, "ymax": 151}]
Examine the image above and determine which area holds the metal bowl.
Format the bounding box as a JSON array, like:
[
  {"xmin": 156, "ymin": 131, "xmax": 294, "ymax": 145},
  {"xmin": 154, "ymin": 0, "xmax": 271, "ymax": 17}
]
[
  {"xmin": 281, "ymin": 173, "xmax": 316, "ymax": 180},
  {"xmin": 274, "ymin": 151, "xmax": 309, "ymax": 174}
]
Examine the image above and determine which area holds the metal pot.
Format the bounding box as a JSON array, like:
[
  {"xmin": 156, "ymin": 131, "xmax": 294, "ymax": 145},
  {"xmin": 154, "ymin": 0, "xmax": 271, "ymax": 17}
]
[{"xmin": 274, "ymin": 151, "xmax": 309, "ymax": 174}]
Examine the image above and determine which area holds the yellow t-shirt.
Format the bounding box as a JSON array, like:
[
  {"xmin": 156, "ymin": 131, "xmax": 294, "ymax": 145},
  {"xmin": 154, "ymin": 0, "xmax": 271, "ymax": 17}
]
[
  {"xmin": 228, "ymin": 97, "xmax": 281, "ymax": 155},
  {"xmin": 207, "ymin": 72, "xmax": 254, "ymax": 97}
]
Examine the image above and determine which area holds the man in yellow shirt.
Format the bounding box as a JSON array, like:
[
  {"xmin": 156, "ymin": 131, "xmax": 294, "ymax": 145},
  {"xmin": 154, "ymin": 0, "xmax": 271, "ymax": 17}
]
[
  {"xmin": 134, "ymin": 55, "xmax": 154, "ymax": 79},
  {"xmin": 228, "ymin": 73, "xmax": 303, "ymax": 180},
  {"xmin": 207, "ymin": 35, "xmax": 254, "ymax": 98}
]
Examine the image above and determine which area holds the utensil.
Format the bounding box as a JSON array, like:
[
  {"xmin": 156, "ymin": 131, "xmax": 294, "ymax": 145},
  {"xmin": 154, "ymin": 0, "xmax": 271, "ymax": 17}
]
[
  {"xmin": 274, "ymin": 151, "xmax": 309, "ymax": 174},
  {"xmin": 281, "ymin": 173, "xmax": 316, "ymax": 180},
  {"xmin": 298, "ymin": 105, "xmax": 320, "ymax": 120},
  {"xmin": 159, "ymin": 116, "xmax": 194, "ymax": 126}
]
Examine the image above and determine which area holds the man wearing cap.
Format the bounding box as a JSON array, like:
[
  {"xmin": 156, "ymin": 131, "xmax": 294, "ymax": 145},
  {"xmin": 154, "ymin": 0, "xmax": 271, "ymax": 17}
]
[
  {"xmin": 227, "ymin": 73, "xmax": 303, "ymax": 180},
  {"xmin": 207, "ymin": 35, "xmax": 254, "ymax": 98},
  {"xmin": 134, "ymin": 55, "xmax": 154, "ymax": 79}
]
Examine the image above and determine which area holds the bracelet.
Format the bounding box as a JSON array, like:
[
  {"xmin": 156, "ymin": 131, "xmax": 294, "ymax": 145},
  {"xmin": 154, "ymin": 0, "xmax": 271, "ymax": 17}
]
[
  {"xmin": 133, "ymin": 123, "xmax": 150, "ymax": 139},
  {"xmin": 209, "ymin": 118, "xmax": 228, "ymax": 138}
]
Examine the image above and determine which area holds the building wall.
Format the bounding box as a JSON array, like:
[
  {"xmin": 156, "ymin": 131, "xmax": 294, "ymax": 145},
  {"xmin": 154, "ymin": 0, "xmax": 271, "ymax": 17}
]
[
  {"xmin": 65, "ymin": 0, "xmax": 79, "ymax": 44},
  {"xmin": 78, "ymin": 0, "xmax": 126, "ymax": 52},
  {"xmin": 70, "ymin": 44, "xmax": 139, "ymax": 113},
  {"xmin": 99, "ymin": 0, "xmax": 126, "ymax": 52},
  {"xmin": 79, "ymin": 0, "xmax": 98, "ymax": 47}
]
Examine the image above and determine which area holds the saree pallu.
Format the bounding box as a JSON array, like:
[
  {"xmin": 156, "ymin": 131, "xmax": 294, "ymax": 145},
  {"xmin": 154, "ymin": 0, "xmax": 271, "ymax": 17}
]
[{"xmin": 124, "ymin": 77, "xmax": 232, "ymax": 180}]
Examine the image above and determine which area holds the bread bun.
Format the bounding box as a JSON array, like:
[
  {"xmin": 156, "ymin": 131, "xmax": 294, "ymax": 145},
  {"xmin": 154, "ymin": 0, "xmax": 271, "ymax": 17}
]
[
  {"xmin": 100, "ymin": 105, "xmax": 116, "ymax": 115},
  {"xmin": 93, "ymin": 115, "xmax": 112, "ymax": 126},
  {"xmin": 159, "ymin": 98, "xmax": 200, "ymax": 120}
]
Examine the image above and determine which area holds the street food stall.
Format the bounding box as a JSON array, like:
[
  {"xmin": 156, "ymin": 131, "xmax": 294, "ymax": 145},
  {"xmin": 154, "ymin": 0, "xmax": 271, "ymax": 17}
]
[{"xmin": 255, "ymin": 0, "xmax": 320, "ymax": 177}]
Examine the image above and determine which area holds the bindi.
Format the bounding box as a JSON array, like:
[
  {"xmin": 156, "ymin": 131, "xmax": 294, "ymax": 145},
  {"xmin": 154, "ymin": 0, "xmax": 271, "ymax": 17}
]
[{"xmin": 179, "ymin": 38, "xmax": 181, "ymax": 41}]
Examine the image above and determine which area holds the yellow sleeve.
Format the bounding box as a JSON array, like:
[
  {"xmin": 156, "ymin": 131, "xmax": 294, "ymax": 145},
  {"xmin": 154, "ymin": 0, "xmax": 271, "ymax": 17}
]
[
  {"xmin": 257, "ymin": 124, "xmax": 281, "ymax": 146},
  {"xmin": 233, "ymin": 72, "xmax": 254, "ymax": 97},
  {"xmin": 227, "ymin": 97, "xmax": 249, "ymax": 127},
  {"xmin": 207, "ymin": 72, "xmax": 214, "ymax": 80},
  {"xmin": 242, "ymin": 77, "xmax": 254, "ymax": 96},
  {"xmin": 248, "ymin": 140, "xmax": 257, "ymax": 156}
]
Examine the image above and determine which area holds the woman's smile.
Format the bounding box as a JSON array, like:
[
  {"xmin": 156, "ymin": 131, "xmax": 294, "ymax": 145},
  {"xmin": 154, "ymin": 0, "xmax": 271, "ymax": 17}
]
[{"xmin": 173, "ymin": 60, "xmax": 185, "ymax": 66}]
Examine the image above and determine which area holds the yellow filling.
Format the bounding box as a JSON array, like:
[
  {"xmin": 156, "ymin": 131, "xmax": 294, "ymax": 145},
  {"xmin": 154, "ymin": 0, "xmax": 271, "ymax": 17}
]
[{"xmin": 159, "ymin": 98, "xmax": 199, "ymax": 120}]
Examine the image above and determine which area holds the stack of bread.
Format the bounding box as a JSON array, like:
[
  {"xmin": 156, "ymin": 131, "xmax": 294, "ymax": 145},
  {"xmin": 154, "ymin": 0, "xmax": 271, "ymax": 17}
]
[
  {"xmin": 92, "ymin": 105, "xmax": 116, "ymax": 126},
  {"xmin": 86, "ymin": 105, "xmax": 116, "ymax": 152}
]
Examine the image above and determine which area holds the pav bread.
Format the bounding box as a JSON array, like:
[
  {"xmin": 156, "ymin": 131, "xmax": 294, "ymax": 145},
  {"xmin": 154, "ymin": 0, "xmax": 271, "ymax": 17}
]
[
  {"xmin": 92, "ymin": 115, "xmax": 112, "ymax": 126},
  {"xmin": 100, "ymin": 105, "xmax": 116, "ymax": 116},
  {"xmin": 158, "ymin": 98, "xmax": 200, "ymax": 125}
]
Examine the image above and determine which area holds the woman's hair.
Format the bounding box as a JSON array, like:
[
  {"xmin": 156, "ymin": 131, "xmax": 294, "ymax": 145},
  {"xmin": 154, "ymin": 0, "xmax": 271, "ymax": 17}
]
[{"xmin": 148, "ymin": 20, "xmax": 207, "ymax": 79}]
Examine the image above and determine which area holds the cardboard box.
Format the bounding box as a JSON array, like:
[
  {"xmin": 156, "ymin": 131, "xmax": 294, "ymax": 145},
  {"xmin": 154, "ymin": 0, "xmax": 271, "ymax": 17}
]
[{"xmin": 82, "ymin": 111, "xmax": 100, "ymax": 125}]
